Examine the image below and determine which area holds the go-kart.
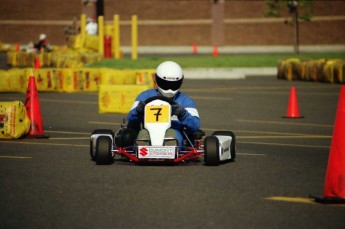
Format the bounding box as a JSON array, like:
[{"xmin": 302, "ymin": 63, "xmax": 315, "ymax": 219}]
[{"xmin": 90, "ymin": 96, "xmax": 236, "ymax": 166}]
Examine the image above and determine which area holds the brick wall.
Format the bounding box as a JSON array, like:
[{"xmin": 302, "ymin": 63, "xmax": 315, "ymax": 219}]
[{"xmin": 0, "ymin": 0, "xmax": 344, "ymax": 46}]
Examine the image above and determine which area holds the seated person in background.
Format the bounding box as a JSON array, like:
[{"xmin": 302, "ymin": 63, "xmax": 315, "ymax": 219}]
[
  {"xmin": 85, "ymin": 17, "xmax": 98, "ymax": 35},
  {"xmin": 34, "ymin": 34, "xmax": 51, "ymax": 52}
]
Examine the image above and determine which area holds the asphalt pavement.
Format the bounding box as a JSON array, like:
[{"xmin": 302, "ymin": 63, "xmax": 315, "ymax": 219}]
[{"xmin": 1, "ymin": 76, "xmax": 344, "ymax": 228}]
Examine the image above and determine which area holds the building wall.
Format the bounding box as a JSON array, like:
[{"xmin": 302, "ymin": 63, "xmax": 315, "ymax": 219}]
[{"xmin": 0, "ymin": 0, "xmax": 344, "ymax": 46}]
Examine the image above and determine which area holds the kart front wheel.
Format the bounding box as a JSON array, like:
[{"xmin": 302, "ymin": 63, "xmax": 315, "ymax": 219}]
[
  {"xmin": 204, "ymin": 136, "xmax": 220, "ymax": 166},
  {"xmin": 95, "ymin": 136, "xmax": 113, "ymax": 165},
  {"xmin": 213, "ymin": 131, "xmax": 236, "ymax": 161},
  {"xmin": 90, "ymin": 129, "xmax": 114, "ymax": 160}
]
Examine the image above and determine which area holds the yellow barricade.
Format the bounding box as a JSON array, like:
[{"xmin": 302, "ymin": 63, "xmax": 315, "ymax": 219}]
[
  {"xmin": 6, "ymin": 51, "xmax": 17, "ymax": 66},
  {"xmin": 0, "ymin": 101, "xmax": 31, "ymax": 139},
  {"xmin": 84, "ymin": 35, "xmax": 99, "ymax": 51},
  {"xmin": 297, "ymin": 60, "xmax": 308, "ymax": 81},
  {"xmin": 136, "ymin": 69, "xmax": 156, "ymax": 88},
  {"xmin": 68, "ymin": 35, "xmax": 83, "ymax": 50},
  {"xmin": 61, "ymin": 68, "xmax": 101, "ymax": 92},
  {"xmin": 323, "ymin": 60, "xmax": 341, "ymax": 84},
  {"xmin": 29, "ymin": 68, "xmax": 64, "ymax": 92},
  {"xmin": 0, "ymin": 69, "xmax": 26, "ymax": 92},
  {"xmin": 9, "ymin": 68, "xmax": 27, "ymax": 92},
  {"xmin": 335, "ymin": 61, "xmax": 344, "ymax": 83},
  {"xmin": 80, "ymin": 52, "xmax": 102, "ymax": 64},
  {"xmin": 98, "ymin": 84, "xmax": 150, "ymax": 114},
  {"xmin": 51, "ymin": 51, "xmax": 83, "ymax": 68},
  {"xmin": 0, "ymin": 70, "xmax": 10, "ymax": 91},
  {"xmin": 305, "ymin": 59, "xmax": 326, "ymax": 82},
  {"xmin": 123, "ymin": 70, "xmax": 137, "ymax": 85},
  {"xmin": 100, "ymin": 68, "xmax": 126, "ymax": 85},
  {"xmin": 42, "ymin": 52, "xmax": 52, "ymax": 67},
  {"xmin": 283, "ymin": 58, "xmax": 300, "ymax": 81},
  {"xmin": 100, "ymin": 69, "xmax": 137, "ymax": 85}
]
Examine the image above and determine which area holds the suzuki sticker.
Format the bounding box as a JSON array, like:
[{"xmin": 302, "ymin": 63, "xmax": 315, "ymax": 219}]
[{"xmin": 138, "ymin": 146, "xmax": 176, "ymax": 159}]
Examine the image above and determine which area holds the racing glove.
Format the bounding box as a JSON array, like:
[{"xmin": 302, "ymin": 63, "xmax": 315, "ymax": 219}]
[
  {"xmin": 171, "ymin": 104, "xmax": 187, "ymax": 119},
  {"xmin": 136, "ymin": 101, "xmax": 146, "ymax": 115}
]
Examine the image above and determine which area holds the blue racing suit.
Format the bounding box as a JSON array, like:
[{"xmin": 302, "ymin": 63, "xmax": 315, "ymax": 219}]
[{"xmin": 127, "ymin": 89, "xmax": 200, "ymax": 146}]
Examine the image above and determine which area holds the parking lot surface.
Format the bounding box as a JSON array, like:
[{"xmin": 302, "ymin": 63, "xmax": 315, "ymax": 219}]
[{"xmin": 1, "ymin": 76, "xmax": 344, "ymax": 228}]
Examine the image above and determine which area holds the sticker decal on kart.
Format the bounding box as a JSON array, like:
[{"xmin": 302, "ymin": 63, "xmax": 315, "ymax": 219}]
[
  {"xmin": 145, "ymin": 105, "xmax": 170, "ymax": 123},
  {"xmin": 138, "ymin": 146, "xmax": 176, "ymax": 159}
]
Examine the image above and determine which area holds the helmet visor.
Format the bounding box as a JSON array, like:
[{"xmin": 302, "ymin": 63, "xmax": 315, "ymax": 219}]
[{"xmin": 155, "ymin": 74, "xmax": 183, "ymax": 91}]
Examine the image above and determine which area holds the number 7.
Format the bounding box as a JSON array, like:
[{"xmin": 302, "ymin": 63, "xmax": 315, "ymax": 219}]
[{"xmin": 150, "ymin": 108, "xmax": 162, "ymax": 121}]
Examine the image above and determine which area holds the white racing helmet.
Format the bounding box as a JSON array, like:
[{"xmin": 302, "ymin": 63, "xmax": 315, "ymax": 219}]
[
  {"xmin": 155, "ymin": 61, "xmax": 184, "ymax": 98},
  {"xmin": 39, "ymin": 34, "xmax": 46, "ymax": 40}
]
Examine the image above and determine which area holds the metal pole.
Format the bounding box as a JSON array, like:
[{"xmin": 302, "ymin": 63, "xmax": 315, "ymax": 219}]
[
  {"xmin": 131, "ymin": 15, "xmax": 138, "ymax": 60},
  {"xmin": 113, "ymin": 15, "xmax": 120, "ymax": 59},
  {"xmin": 98, "ymin": 16, "xmax": 104, "ymax": 56},
  {"xmin": 80, "ymin": 14, "xmax": 86, "ymax": 49}
]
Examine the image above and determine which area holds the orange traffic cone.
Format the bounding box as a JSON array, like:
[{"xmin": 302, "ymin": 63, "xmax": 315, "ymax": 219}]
[
  {"xmin": 213, "ymin": 45, "xmax": 218, "ymax": 57},
  {"xmin": 192, "ymin": 42, "xmax": 198, "ymax": 55},
  {"xmin": 25, "ymin": 76, "xmax": 49, "ymax": 138},
  {"xmin": 35, "ymin": 57, "xmax": 41, "ymax": 69},
  {"xmin": 311, "ymin": 86, "xmax": 345, "ymax": 204},
  {"xmin": 282, "ymin": 86, "xmax": 304, "ymax": 118}
]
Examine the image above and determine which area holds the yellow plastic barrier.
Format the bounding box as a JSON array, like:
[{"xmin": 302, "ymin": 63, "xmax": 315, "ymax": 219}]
[
  {"xmin": 84, "ymin": 35, "xmax": 99, "ymax": 51},
  {"xmin": 82, "ymin": 68, "xmax": 102, "ymax": 91},
  {"xmin": 0, "ymin": 101, "xmax": 31, "ymax": 139},
  {"xmin": 98, "ymin": 84, "xmax": 150, "ymax": 114},
  {"xmin": 80, "ymin": 52, "xmax": 102, "ymax": 64},
  {"xmin": 0, "ymin": 69, "xmax": 26, "ymax": 92},
  {"xmin": 297, "ymin": 60, "xmax": 308, "ymax": 81},
  {"xmin": 136, "ymin": 69, "xmax": 156, "ymax": 88},
  {"xmin": 0, "ymin": 70, "xmax": 10, "ymax": 91},
  {"xmin": 305, "ymin": 59, "xmax": 326, "ymax": 82},
  {"xmin": 61, "ymin": 68, "xmax": 101, "ymax": 92},
  {"xmin": 31, "ymin": 68, "xmax": 64, "ymax": 92},
  {"xmin": 42, "ymin": 52, "xmax": 52, "ymax": 67},
  {"xmin": 51, "ymin": 51, "xmax": 83, "ymax": 68},
  {"xmin": 278, "ymin": 58, "xmax": 345, "ymax": 84},
  {"xmin": 283, "ymin": 58, "xmax": 300, "ymax": 81},
  {"xmin": 68, "ymin": 35, "xmax": 83, "ymax": 50},
  {"xmin": 323, "ymin": 60, "xmax": 341, "ymax": 83},
  {"xmin": 123, "ymin": 70, "xmax": 137, "ymax": 84},
  {"xmin": 333, "ymin": 60, "xmax": 344, "ymax": 84},
  {"xmin": 100, "ymin": 68, "xmax": 126, "ymax": 85},
  {"xmin": 6, "ymin": 51, "xmax": 17, "ymax": 66},
  {"xmin": 100, "ymin": 69, "xmax": 137, "ymax": 85},
  {"xmin": 9, "ymin": 68, "xmax": 27, "ymax": 92}
]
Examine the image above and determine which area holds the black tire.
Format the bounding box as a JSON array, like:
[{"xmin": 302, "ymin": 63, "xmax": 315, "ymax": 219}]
[
  {"xmin": 90, "ymin": 129, "xmax": 114, "ymax": 160},
  {"xmin": 204, "ymin": 136, "xmax": 220, "ymax": 166},
  {"xmin": 95, "ymin": 136, "xmax": 113, "ymax": 165},
  {"xmin": 92, "ymin": 129, "xmax": 115, "ymax": 136},
  {"xmin": 212, "ymin": 131, "xmax": 236, "ymax": 161}
]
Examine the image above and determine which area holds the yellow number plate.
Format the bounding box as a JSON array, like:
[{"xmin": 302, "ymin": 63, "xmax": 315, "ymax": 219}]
[{"xmin": 145, "ymin": 105, "xmax": 170, "ymax": 123}]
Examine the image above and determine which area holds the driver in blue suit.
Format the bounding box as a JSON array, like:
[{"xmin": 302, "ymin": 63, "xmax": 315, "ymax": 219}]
[{"xmin": 127, "ymin": 61, "xmax": 200, "ymax": 146}]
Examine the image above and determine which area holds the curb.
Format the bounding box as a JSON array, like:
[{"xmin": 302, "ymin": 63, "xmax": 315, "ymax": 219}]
[
  {"xmin": 183, "ymin": 67, "xmax": 277, "ymax": 79},
  {"xmin": 121, "ymin": 45, "xmax": 345, "ymax": 55}
]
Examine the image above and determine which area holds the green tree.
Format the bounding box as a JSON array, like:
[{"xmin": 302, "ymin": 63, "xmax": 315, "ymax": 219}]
[{"xmin": 265, "ymin": 0, "xmax": 314, "ymax": 54}]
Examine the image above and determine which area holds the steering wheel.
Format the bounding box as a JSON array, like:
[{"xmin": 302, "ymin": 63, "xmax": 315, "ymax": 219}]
[{"xmin": 144, "ymin": 96, "xmax": 176, "ymax": 105}]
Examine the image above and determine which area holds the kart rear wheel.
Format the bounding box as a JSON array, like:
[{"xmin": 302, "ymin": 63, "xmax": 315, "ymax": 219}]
[
  {"xmin": 213, "ymin": 131, "xmax": 236, "ymax": 161},
  {"xmin": 95, "ymin": 136, "xmax": 113, "ymax": 165},
  {"xmin": 204, "ymin": 136, "xmax": 220, "ymax": 166}
]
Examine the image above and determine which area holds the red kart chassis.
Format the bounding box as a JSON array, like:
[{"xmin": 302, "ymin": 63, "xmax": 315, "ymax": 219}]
[{"xmin": 114, "ymin": 140, "xmax": 204, "ymax": 163}]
